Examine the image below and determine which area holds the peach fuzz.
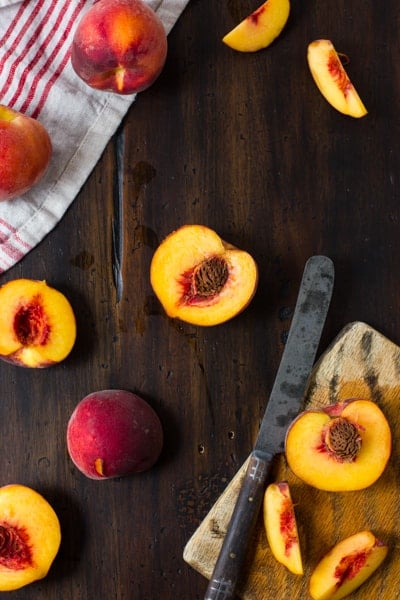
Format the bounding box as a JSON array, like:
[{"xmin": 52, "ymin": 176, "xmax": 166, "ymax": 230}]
[
  {"xmin": 285, "ymin": 399, "xmax": 392, "ymax": 492},
  {"xmin": 0, "ymin": 279, "xmax": 76, "ymax": 368},
  {"xmin": 150, "ymin": 224, "xmax": 258, "ymax": 326},
  {"xmin": 222, "ymin": 0, "xmax": 290, "ymax": 53},
  {"xmin": 263, "ymin": 481, "xmax": 303, "ymax": 575},
  {"xmin": 307, "ymin": 40, "xmax": 367, "ymax": 118},
  {"xmin": 67, "ymin": 389, "xmax": 163, "ymax": 479},
  {"xmin": 0, "ymin": 104, "xmax": 52, "ymax": 201},
  {"xmin": 0, "ymin": 484, "xmax": 61, "ymax": 591},
  {"xmin": 71, "ymin": 0, "xmax": 167, "ymax": 94},
  {"xmin": 309, "ymin": 530, "xmax": 388, "ymax": 600}
]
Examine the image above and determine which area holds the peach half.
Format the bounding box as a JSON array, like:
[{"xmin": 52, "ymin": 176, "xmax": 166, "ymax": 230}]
[
  {"xmin": 222, "ymin": 0, "xmax": 290, "ymax": 52},
  {"xmin": 263, "ymin": 481, "xmax": 303, "ymax": 575},
  {"xmin": 309, "ymin": 530, "xmax": 388, "ymax": 600},
  {"xmin": 0, "ymin": 278, "xmax": 76, "ymax": 368},
  {"xmin": 307, "ymin": 39, "xmax": 367, "ymax": 118},
  {"xmin": 0, "ymin": 484, "xmax": 61, "ymax": 591},
  {"xmin": 285, "ymin": 399, "xmax": 392, "ymax": 492},
  {"xmin": 150, "ymin": 225, "xmax": 258, "ymax": 326}
]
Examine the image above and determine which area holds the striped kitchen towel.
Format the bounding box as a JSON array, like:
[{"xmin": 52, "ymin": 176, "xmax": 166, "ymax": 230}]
[{"xmin": 0, "ymin": 0, "xmax": 189, "ymax": 273}]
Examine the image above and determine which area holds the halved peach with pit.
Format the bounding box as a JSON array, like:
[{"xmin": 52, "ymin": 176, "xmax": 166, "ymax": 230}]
[
  {"xmin": 0, "ymin": 484, "xmax": 61, "ymax": 591},
  {"xmin": 309, "ymin": 530, "xmax": 388, "ymax": 600},
  {"xmin": 150, "ymin": 225, "xmax": 258, "ymax": 326},
  {"xmin": 263, "ymin": 481, "xmax": 303, "ymax": 575},
  {"xmin": 0, "ymin": 278, "xmax": 76, "ymax": 367},
  {"xmin": 285, "ymin": 399, "xmax": 392, "ymax": 491}
]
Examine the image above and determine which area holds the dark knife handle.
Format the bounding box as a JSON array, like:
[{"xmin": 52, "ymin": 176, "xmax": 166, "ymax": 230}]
[{"xmin": 204, "ymin": 452, "xmax": 273, "ymax": 600}]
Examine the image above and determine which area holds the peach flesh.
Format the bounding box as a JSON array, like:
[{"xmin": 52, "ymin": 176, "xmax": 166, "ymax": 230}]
[
  {"xmin": 285, "ymin": 399, "xmax": 391, "ymax": 491},
  {"xmin": 0, "ymin": 279, "xmax": 76, "ymax": 368},
  {"xmin": 0, "ymin": 484, "xmax": 61, "ymax": 591}
]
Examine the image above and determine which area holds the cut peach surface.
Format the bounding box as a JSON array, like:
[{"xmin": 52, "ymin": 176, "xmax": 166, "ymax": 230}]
[
  {"xmin": 0, "ymin": 279, "xmax": 76, "ymax": 368},
  {"xmin": 0, "ymin": 484, "xmax": 61, "ymax": 591},
  {"xmin": 263, "ymin": 482, "xmax": 303, "ymax": 575},
  {"xmin": 150, "ymin": 225, "xmax": 258, "ymax": 326},
  {"xmin": 285, "ymin": 399, "xmax": 391, "ymax": 491},
  {"xmin": 222, "ymin": 0, "xmax": 290, "ymax": 52},
  {"xmin": 307, "ymin": 40, "xmax": 367, "ymax": 118},
  {"xmin": 309, "ymin": 530, "xmax": 388, "ymax": 600}
]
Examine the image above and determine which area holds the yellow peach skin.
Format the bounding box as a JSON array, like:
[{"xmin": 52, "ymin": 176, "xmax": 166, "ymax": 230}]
[
  {"xmin": 307, "ymin": 40, "xmax": 367, "ymax": 118},
  {"xmin": 222, "ymin": 0, "xmax": 290, "ymax": 52},
  {"xmin": 0, "ymin": 484, "xmax": 61, "ymax": 591}
]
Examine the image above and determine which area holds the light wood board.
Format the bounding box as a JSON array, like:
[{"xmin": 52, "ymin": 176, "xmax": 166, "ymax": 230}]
[{"xmin": 183, "ymin": 322, "xmax": 400, "ymax": 599}]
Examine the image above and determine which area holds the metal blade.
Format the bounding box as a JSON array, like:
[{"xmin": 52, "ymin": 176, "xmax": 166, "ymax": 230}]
[{"xmin": 255, "ymin": 254, "xmax": 334, "ymax": 457}]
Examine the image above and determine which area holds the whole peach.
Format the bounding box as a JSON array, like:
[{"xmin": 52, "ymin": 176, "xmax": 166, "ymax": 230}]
[
  {"xmin": 71, "ymin": 0, "xmax": 168, "ymax": 94},
  {"xmin": 67, "ymin": 389, "xmax": 163, "ymax": 479},
  {"xmin": 0, "ymin": 105, "xmax": 52, "ymax": 201}
]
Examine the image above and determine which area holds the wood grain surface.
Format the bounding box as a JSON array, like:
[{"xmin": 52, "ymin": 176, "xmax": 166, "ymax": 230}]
[
  {"xmin": 184, "ymin": 321, "xmax": 400, "ymax": 599},
  {"xmin": 1, "ymin": 1, "xmax": 400, "ymax": 599}
]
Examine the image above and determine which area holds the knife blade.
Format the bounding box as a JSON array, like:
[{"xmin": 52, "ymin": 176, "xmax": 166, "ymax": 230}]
[{"xmin": 204, "ymin": 255, "xmax": 334, "ymax": 600}]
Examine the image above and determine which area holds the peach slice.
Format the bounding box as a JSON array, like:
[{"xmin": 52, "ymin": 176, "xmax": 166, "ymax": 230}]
[
  {"xmin": 0, "ymin": 484, "xmax": 61, "ymax": 591},
  {"xmin": 263, "ymin": 482, "xmax": 303, "ymax": 575},
  {"xmin": 67, "ymin": 389, "xmax": 163, "ymax": 479},
  {"xmin": 150, "ymin": 224, "xmax": 258, "ymax": 326},
  {"xmin": 0, "ymin": 278, "xmax": 76, "ymax": 368},
  {"xmin": 309, "ymin": 530, "xmax": 388, "ymax": 600},
  {"xmin": 307, "ymin": 39, "xmax": 367, "ymax": 118},
  {"xmin": 285, "ymin": 399, "xmax": 391, "ymax": 491},
  {"xmin": 222, "ymin": 0, "xmax": 290, "ymax": 53}
]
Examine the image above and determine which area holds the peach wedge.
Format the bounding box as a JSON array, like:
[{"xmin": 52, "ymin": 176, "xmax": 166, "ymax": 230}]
[
  {"xmin": 222, "ymin": 0, "xmax": 290, "ymax": 53},
  {"xmin": 0, "ymin": 484, "xmax": 61, "ymax": 591},
  {"xmin": 309, "ymin": 530, "xmax": 388, "ymax": 600},
  {"xmin": 285, "ymin": 399, "xmax": 392, "ymax": 492},
  {"xmin": 150, "ymin": 225, "xmax": 258, "ymax": 326},
  {"xmin": 263, "ymin": 482, "xmax": 303, "ymax": 575},
  {"xmin": 307, "ymin": 40, "xmax": 367, "ymax": 118},
  {"xmin": 0, "ymin": 278, "xmax": 76, "ymax": 367}
]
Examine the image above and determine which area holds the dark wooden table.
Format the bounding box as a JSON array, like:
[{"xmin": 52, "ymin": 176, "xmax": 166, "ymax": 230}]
[{"xmin": 1, "ymin": 1, "xmax": 399, "ymax": 598}]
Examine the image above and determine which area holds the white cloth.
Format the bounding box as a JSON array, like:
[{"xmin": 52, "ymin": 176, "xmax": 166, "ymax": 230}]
[{"xmin": 0, "ymin": 0, "xmax": 189, "ymax": 272}]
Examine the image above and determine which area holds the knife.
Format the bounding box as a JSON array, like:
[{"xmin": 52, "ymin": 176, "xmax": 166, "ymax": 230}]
[{"xmin": 204, "ymin": 255, "xmax": 334, "ymax": 600}]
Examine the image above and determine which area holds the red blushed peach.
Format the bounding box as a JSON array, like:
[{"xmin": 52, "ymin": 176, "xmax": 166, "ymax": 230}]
[
  {"xmin": 67, "ymin": 389, "xmax": 163, "ymax": 479},
  {"xmin": 0, "ymin": 484, "xmax": 61, "ymax": 591},
  {"xmin": 0, "ymin": 104, "xmax": 52, "ymax": 201},
  {"xmin": 309, "ymin": 530, "xmax": 388, "ymax": 600},
  {"xmin": 71, "ymin": 0, "xmax": 167, "ymax": 94},
  {"xmin": 263, "ymin": 482, "xmax": 303, "ymax": 575},
  {"xmin": 285, "ymin": 399, "xmax": 392, "ymax": 491},
  {"xmin": 0, "ymin": 279, "xmax": 76, "ymax": 368},
  {"xmin": 150, "ymin": 225, "xmax": 258, "ymax": 326}
]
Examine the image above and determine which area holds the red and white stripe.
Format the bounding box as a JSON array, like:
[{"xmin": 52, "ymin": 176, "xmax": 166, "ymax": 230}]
[{"xmin": 0, "ymin": 0, "xmax": 90, "ymax": 118}]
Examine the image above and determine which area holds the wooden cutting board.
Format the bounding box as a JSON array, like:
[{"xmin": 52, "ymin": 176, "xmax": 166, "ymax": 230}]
[{"xmin": 183, "ymin": 322, "xmax": 400, "ymax": 599}]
